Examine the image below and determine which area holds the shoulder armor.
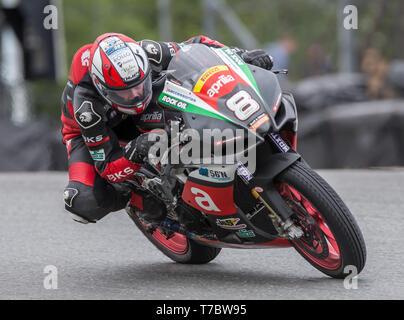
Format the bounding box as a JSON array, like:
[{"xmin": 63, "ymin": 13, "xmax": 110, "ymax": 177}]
[
  {"xmin": 74, "ymin": 100, "xmax": 102, "ymax": 129},
  {"xmin": 140, "ymin": 40, "xmax": 163, "ymax": 65}
]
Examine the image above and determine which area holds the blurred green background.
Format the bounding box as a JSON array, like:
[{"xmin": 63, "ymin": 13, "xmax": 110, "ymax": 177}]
[
  {"xmin": 2, "ymin": 0, "xmax": 404, "ymax": 171},
  {"xmin": 31, "ymin": 0, "xmax": 402, "ymax": 119}
]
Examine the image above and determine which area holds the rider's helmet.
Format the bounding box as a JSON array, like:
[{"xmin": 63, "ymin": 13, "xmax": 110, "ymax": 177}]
[{"xmin": 89, "ymin": 33, "xmax": 152, "ymax": 115}]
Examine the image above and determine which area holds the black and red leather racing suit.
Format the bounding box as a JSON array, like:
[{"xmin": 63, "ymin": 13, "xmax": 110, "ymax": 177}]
[{"xmin": 61, "ymin": 36, "xmax": 233, "ymax": 222}]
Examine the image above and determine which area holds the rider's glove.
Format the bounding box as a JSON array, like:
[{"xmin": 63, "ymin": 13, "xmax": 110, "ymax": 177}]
[
  {"xmin": 123, "ymin": 133, "xmax": 153, "ymax": 164},
  {"xmin": 241, "ymin": 49, "xmax": 274, "ymax": 70}
]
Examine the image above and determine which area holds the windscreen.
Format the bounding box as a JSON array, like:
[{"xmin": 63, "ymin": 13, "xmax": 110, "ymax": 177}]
[
  {"xmin": 166, "ymin": 44, "xmax": 225, "ymax": 91},
  {"xmin": 165, "ymin": 45, "xmax": 272, "ymax": 134}
]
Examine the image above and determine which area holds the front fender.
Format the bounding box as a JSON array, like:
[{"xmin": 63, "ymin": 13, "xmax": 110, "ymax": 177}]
[
  {"xmin": 254, "ymin": 151, "xmax": 301, "ymax": 182},
  {"xmin": 249, "ymin": 147, "xmax": 302, "ymax": 222}
]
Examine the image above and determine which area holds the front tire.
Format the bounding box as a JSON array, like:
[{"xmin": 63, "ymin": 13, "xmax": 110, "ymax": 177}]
[
  {"xmin": 275, "ymin": 161, "xmax": 366, "ymax": 278},
  {"xmin": 127, "ymin": 208, "xmax": 221, "ymax": 264}
]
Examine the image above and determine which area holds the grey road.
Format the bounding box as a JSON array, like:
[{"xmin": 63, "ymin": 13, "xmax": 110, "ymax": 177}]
[{"xmin": 0, "ymin": 169, "xmax": 403, "ymax": 300}]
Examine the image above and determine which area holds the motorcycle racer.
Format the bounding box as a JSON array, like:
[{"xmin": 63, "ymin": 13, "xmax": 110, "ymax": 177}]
[{"xmin": 61, "ymin": 32, "xmax": 274, "ymax": 224}]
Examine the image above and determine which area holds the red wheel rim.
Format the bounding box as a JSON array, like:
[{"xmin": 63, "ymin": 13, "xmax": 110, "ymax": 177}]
[
  {"xmin": 277, "ymin": 183, "xmax": 342, "ymax": 270},
  {"xmin": 152, "ymin": 229, "xmax": 189, "ymax": 255},
  {"xmin": 135, "ymin": 212, "xmax": 189, "ymax": 255}
]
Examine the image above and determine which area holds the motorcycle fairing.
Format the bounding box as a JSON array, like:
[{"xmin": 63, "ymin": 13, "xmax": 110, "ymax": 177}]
[
  {"xmin": 158, "ymin": 45, "xmax": 284, "ymax": 139},
  {"xmin": 154, "ymin": 44, "xmax": 302, "ymax": 245},
  {"xmin": 181, "ymin": 176, "xmax": 237, "ymax": 216}
]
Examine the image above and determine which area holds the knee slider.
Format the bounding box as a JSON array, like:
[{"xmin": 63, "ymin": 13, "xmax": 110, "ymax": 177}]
[
  {"xmin": 64, "ymin": 187, "xmax": 79, "ymax": 209},
  {"xmin": 63, "ymin": 187, "xmax": 95, "ymax": 224}
]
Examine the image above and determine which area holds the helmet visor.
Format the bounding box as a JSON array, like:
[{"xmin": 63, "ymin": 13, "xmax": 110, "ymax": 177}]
[{"xmin": 102, "ymin": 75, "xmax": 152, "ymax": 109}]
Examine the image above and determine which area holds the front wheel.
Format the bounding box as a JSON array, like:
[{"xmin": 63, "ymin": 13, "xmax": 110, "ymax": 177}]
[
  {"xmin": 275, "ymin": 161, "xmax": 366, "ymax": 278},
  {"xmin": 127, "ymin": 208, "xmax": 221, "ymax": 264}
]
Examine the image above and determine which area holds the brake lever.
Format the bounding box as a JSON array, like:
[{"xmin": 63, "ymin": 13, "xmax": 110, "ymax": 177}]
[{"xmin": 272, "ymin": 69, "xmax": 289, "ymax": 74}]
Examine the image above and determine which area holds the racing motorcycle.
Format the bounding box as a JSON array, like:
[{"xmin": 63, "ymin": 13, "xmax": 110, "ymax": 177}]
[{"xmin": 124, "ymin": 44, "xmax": 366, "ymax": 279}]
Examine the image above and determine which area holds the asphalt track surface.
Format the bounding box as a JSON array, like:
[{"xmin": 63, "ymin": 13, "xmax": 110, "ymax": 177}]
[{"xmin": 1, "ymin": 169, "xmax": 403, "ymax": 300}]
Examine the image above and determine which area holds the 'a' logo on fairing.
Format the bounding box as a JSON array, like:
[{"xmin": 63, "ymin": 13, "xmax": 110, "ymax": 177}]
[{"xmin": 190, "ymin": 187, "xmax": 221, "ymax": 212}]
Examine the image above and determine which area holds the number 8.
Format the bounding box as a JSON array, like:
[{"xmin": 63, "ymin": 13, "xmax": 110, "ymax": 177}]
[{"xmin": 226, "ymin": 90, "xmax": 260, "ymax": 121}]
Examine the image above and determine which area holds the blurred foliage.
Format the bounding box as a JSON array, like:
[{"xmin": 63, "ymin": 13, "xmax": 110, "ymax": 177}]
[
  {"xmin": 30, "ymin": 80, "xmax": 65, "ymax": 119},
  {"xmin": 355, "ymin": 0, "xmax": 404, "ymax": 60},
  {"xmin": 30, "ymin": 0, "xmax": 402, "ymax": 118},
  {"xmin": 64, "ymin": 0, "xmax": 159, "ymax": 64},
  {"xmin": 218, "ymin": 0, "xmax": 339, "ymax": 78}
]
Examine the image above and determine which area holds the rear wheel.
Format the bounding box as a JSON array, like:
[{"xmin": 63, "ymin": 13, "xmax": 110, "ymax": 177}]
[
  {"xmin": 275, "ymin": 161, "xmax": 366, "ymax": 278},
  {"xmin": 127, "ymin": 208, "xmax": 221, "ymax": 264}
]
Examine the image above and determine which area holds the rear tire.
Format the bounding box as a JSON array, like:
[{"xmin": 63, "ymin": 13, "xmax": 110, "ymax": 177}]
[
  {"xmin": 276, "ymin": 161, "xmax": 366, "ymax": 278},
  {"xmin": 127, "ymin": 208, "xmax": 221, "ymax": 264}
]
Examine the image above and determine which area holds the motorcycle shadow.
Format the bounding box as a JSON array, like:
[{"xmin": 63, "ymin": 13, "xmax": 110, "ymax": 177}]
[{"xmin": 92, "ymin": 260, "xmax": 342, "ymax": 291}]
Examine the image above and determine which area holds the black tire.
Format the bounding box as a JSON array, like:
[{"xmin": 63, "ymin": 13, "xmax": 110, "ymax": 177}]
[
  {"xmin": 276, "ymin": 161, "xmax": 366, "ymax": 278},
  {"xmin": 127, "ymin": 208, "xmax": 221, "ymax": 264}
]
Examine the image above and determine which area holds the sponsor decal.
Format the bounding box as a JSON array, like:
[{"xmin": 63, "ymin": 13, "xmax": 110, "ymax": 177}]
[
  {"xmin": 115, "ymin": 56, "xmax": 138, "ymax": 71},
  {"xmin": 100, "ymin": 37, "xmax": 126, "ymax": 56},
  {"xmin": 161, "ymin": 81, "xmax": 235, "ymax": 124},
  {"xmin": 207, "ymin": 74, "xmax": 235, "ymax": 98},
  {"xmin": 254, "ymin": 186, "xmax": 264, "ymax": 193},
  {"xmin": 237, "ymin": 162, "xmax": 253, "ymax": 184},
  {"xmin": 165, "ymin": 85, "xmax": 197, "ymax": 104},
  {"xmin": 75, "ymin": 101, "xmax": 102, "ymax": 129},
  {"xmin": 190, "ymin": 187, "xmax": 221, "ymax": 212},
  {"xmin": 83, "ymin": 134, "xmax": 105, "ymax": 144},
  {"xmin": 140, "ymin": 111, "xmax": 163, "ymax": 122},
  {"xmin": 112, "ymin": 51, "xmax": 131, "ymax": 62},
  {"xmin": 100, "ymin": 39, "xmax": 142, "ymax": 83},
  {"xmin": 223, "ymin": 48, "xmax": 244, "ymax": 66},
  {"xmin": 106, "ymin": 167, "xmax": 135, "ymax": 182},
  {"xmin": 226, "ymin": 90, "xmax": 261, "ymax": 121},
  {"xmin": 199, "ymin": 168, "xmax": 230, "ymax": 181},
  {"xmin": 269, "ymin": 133, "xmax": 290, "ymax": 153},
  {"xmin": 214, "ymin": 49, "xmax": 243, "ymax": 77},
  {"xmin": 216, "ymin": 218, "xmax": 247, "ymax": 230},
  {"xmin": 89, "ymin": 149, "xmax": 105, "ymax": 161},
  {"xmin": 249, "ymin": 113, "xmax": 270, "ymax": 130},
  {"xmin": 193, "ymin": 65, "xmax": 228, "ymax": 93},
  {"xmin": 81, "ymin": 49, "xmax": 90, "ymax": 67},
  {"xmin": 160, "ymin": 94, "xmax": 188, "ymax": 110},
  {"xmin": 182, "ymin": 180, "xmax": 237, "ymax": 215},
  {"xmin": 215, "ymin": 47, "xmax": 262, "ymax": 100},
  {"xmin": 113, "ymin": 58, "xmax": 139, "ymax": 79},
  {"xmin": 113, "ymin": 51, "xmax": 139, "ymax": 81},
  {"xmin": 168, "ymin": 78, "xmax": 183, "ymax": 87},
  {"xmin": 236, "ymin": 228, "xmax": 256, "ymax": 238},
  {"xmin": 166, "ymin": 42, "xmax": 177, "ymax": 56}
]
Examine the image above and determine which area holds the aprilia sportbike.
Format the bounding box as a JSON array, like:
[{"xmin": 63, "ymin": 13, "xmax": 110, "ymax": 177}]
[{"xmin": 124, "ymin": 44, "xmax": 366, "ymax": 278}]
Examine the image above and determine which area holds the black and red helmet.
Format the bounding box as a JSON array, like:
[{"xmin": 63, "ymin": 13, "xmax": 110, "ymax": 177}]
[{"xmin": 89, "ymin": 33, "xmax": 152, "ymax": 115}]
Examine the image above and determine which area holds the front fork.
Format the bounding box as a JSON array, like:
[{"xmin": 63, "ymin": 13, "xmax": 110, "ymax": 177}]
[{"xmin": 236, "ymin": 132, "xmax": 303, "ymax": 239}]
